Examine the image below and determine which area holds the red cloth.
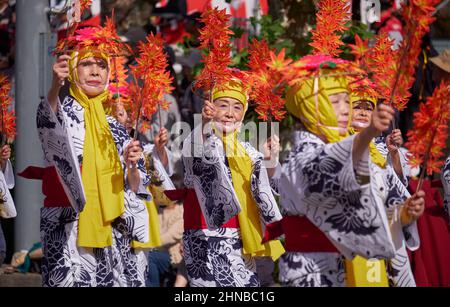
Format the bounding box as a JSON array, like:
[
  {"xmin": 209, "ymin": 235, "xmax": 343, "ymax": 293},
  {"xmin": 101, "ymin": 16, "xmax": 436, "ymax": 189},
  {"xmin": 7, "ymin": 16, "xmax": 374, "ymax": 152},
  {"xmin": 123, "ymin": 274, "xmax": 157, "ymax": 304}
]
[
  {"xmin": 159, "ymin": 21, "xmax": 188, "ymax": 44},
  {"xmin": 262, "ymin": 220, "xmax": 284, "ymax": 244},
  {"xmin": 18, "ymin": 166, "xmax": 71, "ymax": 207},
  {"xmin": 408, "ymin": 179, "xmax": 450, "ymax": 287},
  {"xmin": 165, "ymin": 188, "xmax": 282, "ymax": 243},
  {"xmin": 282, "ymin": 216, "xmax": 338, "ymax": 253},
  {"xmin": 164, "ymin": 188, "xmax": 239, "ymax": 230}
]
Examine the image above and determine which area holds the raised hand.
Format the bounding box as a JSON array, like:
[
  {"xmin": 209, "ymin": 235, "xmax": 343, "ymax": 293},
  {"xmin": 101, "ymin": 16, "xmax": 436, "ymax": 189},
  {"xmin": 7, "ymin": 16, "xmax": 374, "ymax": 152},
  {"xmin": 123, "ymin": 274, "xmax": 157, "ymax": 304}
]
[
  {"xmin": 369, "ymin": 104, "xmax": 395, "ymax": 136},
  {"xmin": 400, "ymin": 190, "xmax": 425, "ymax": 225},
  {"xmin": 262, "ymin": 135, "xmax": 280, "ymax": 161},
  {"xmin": 52, "ymin": 54, "xmax": 70, "ymax": 87},
  {"xmin": 124, "ymin": 140, "xmax": 143, "ymax": 166},
  {"xmin": 386, "ymin": 129, "xmax": 403, "ymax": 153},
  {"xmin": 202, "ymin": 100, "xmax": 216, "ymax": 122}
]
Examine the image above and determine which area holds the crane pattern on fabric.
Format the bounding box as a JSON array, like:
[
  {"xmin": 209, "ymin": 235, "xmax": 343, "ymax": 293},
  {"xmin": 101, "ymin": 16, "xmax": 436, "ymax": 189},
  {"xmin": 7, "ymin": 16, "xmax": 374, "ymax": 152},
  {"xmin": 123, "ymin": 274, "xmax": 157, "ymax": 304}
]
[
  {"xmin": 279, "ymin": 252, "xmax": 345, "ymax": 287},
  {"xmin": 36, "ymin": 96, "xmax": 150, "ymax": 287},
  {"xmin": 183, "ymin": 127, "xmax": 282, "ymax": 230},
  {"xmin": 280, "ymin": 131, "xmax": 395, "ymax": 259}
]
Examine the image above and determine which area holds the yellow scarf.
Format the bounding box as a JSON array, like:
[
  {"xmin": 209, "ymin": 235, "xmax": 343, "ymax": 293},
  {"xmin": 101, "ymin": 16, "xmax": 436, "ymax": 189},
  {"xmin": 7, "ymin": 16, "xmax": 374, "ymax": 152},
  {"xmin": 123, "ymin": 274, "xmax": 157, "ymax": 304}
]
[
  {"xmin": 69, "ymin": 51, "xmax": 125, "ymax": 248},
  {"xmin": 285, "ymin": 72, "xmax": 386, "ymax": 168},
  {"xmin": 132, "ymin": 198, "xmax": 162, "ymax": 248},
  {"xmin": 223, "ymin": 133, "xmax": 285, "ymax": 261},
  {"xmin": 212, "ymin": 80, "xmax": 284, "ymax": 260},
  {"xmin": 285, "ymin": 71, "xmax": 388, "ymax": 286}
]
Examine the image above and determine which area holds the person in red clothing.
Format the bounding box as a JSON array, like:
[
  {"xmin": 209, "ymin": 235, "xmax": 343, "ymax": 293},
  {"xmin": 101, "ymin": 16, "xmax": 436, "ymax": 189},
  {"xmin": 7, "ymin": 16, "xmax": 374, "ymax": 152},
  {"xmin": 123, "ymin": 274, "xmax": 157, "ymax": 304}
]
[{"xmin": 408, "ymin": 175, "xmax": 450, "ymax": 287}]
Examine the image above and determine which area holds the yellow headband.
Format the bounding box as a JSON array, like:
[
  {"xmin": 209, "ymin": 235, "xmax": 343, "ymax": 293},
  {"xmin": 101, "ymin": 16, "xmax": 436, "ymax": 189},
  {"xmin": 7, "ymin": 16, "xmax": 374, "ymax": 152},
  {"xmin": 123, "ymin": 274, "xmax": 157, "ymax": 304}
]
[
  {"xmin": 212, "ymin": 80, "xmax": 247, "ymax": 107},
  {"xmin": 285, "ymin": 70, "xmax": 350, "ymax": 143},
  {"xmin": 68, "ymin": 51, "xmax": 110, "ymax": 85},
  {"xmin": 350, "ymin": 93, "xmax": 377, "ymax": 106}
]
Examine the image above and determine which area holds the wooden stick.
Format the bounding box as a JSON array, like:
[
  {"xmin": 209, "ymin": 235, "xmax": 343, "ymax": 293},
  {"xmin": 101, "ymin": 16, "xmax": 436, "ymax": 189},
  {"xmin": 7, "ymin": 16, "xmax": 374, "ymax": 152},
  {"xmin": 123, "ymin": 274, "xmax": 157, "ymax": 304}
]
[
  {"xmin": 127, "ymin": 72, "xmax": 145, "ymax": 169},
  {"xmin": 415, "ymin": 124, "xmax": 439, "ymax": 192},
  {"xmin": 131, "ymin": 73, "xmax": 142, "ymax": 141},
  {"xmin": 158, "ymin": 103, "xmax": 163, "ymax": 132},
  {"xmin": 0, "ymin": 105, "xmax": 4, "ymax": 147}
]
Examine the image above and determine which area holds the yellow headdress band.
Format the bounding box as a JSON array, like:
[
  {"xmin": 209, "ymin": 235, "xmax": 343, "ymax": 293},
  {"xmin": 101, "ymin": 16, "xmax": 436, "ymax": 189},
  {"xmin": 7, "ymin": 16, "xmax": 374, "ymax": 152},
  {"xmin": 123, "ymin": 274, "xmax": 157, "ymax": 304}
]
[
  {"xmin": 212, "ymin": 80, "xmax": 247, "ymax": 108},
  {"xmin": 68, "ymin": 51, "xmax": 110, "ymax": 86},
  {"xmin": 350, "ymin": 94, "xmax": 377, "ymax": 106},
  {"xmin": 286, "ymin": 70, "xmax": 350, "ymax": 143}
]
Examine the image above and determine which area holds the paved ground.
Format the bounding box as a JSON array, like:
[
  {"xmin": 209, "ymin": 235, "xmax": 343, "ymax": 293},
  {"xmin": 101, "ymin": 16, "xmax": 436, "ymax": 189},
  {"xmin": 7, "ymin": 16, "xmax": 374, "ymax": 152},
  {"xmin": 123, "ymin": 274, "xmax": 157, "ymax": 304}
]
[{"xmin": 0, "ymin": 266, "xmax": 42, "ymax": 287}]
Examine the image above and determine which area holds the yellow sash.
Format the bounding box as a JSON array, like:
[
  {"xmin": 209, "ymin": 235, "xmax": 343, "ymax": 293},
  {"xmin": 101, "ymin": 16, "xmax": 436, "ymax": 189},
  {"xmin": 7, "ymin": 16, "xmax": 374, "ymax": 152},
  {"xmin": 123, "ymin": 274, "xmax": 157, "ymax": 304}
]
[
  {"xmin": 224, "ymin": 133, "xmax": 285, "ymax": 261},
  {"xmin": 345, "ymin": 256, "xmax": 389, "ymax": 287},
  {"xmin": 132, "ymin": 198, "xmax": 162, "ymax": 248}
]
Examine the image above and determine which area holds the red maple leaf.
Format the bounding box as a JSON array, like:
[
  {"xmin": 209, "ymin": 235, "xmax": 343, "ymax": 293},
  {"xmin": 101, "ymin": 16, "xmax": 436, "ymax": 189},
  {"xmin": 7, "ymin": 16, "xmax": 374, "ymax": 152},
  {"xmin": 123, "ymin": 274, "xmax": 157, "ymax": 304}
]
[
  {"xmin": 247, "ymin": 40, "xmax": 291, "ymax": 121},
  {"xmin": 405, "ymin": 83, "xmax": 450, "ymax": 175},
  {"xmin": 349, "ymin": 34, "xmax": 369, "ymax": 62},
  {"xmin": 309, "ymin": 0, "xmax": 351, "ymax": 57},
  {"xmin": 0, "ymin": 74, "xmax": 15, "ymax": 141},
  {"xmin": 130, "ymin": 33, "xmax": 174, "ymax": 125},
  {"xmin": 194, "ymin": 7, "xmax": 234, "ymax": 93}
]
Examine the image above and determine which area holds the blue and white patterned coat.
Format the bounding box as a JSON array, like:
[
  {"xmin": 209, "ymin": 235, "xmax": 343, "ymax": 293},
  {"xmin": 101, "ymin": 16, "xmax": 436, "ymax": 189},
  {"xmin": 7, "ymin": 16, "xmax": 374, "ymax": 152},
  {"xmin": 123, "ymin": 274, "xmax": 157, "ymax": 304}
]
[
  {"xmin": 374, "ymin": 135, "xmax": 411, "ymax": 186},
  {"xmin": 441, "ymin": 156, "xmax": 450, "ymax": 226},
  {"xmin": 278, "ymin": 131, "xmax": 419, "ymax": 287},
  {"xmin": 0, "ymin": 160, "xmax": 15, "ymax": 219},
  {"xmin": 181, "ymin": 126, "xmax": 283, "ymax": 287},
  {"xmin": 36, "ymin": 96, "xmax": 151, "ymax": 287}
]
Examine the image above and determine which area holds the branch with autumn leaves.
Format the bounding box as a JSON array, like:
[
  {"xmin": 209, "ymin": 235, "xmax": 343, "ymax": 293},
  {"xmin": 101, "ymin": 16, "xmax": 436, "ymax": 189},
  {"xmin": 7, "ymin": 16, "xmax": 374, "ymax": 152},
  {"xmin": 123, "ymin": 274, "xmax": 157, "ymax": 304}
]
[
  {"xmin": 0, "ymin": 74, "xmax": 16, "ymax": 145},
  {"xmin": 348, "ymin": 0, "xmax": 448, "ymax": 182},
  {"xmin": 53, "ymin": 1, "xmax": 450, "ymax": 184},
  {"xmin": 405, "ymin": 83, "xmax": 450, "ymax": 190},
  {"xmin": 54, "ymin": 3, "xmax": 174, "ymax": 139},
  {"xmin": 193, "ymin": 7, "xmax": 234, "ymax": 102},
  {"xmin": 129, "ymin": 33, "xmax": 173, "ymax": 137}
]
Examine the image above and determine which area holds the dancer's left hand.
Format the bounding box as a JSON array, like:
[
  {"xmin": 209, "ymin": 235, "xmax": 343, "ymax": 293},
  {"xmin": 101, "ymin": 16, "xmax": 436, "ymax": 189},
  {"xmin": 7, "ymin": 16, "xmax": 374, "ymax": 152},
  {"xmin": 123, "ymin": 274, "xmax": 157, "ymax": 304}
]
[
  {"xmin": 386, "ymin": 129, "xmax": 403, "ymax": 153},
  {"xmin": 263, "ymin": 135, "xmax": 280, "ymax": 161},
  {"xmin": 124, "ymin": 140, "xmax": 142, "ymax": 165}
]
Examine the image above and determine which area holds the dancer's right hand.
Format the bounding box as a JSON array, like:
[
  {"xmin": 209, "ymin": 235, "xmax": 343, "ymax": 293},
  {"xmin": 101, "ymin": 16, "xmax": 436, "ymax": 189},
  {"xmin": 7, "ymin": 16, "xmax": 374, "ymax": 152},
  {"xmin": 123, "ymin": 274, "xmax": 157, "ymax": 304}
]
[
  {"xmin": 52, "ymin": 55, "xmax": 70, "ymax": 88},
  {"xmin": 1, "ymin": 144, "xmax": 11, "ymax": 162},
  {"xmin": 202, "ymin": 100, "xmax": 216, "ymax": 122},
  {"xmin": 368, "ymin": 103, "xmax": 395, "ymax": 136}
]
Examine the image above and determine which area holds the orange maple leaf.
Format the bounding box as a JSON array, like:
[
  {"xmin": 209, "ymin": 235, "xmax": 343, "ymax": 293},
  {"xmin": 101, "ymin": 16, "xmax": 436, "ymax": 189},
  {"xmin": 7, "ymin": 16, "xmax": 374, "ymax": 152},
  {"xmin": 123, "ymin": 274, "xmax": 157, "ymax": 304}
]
[{"xmin": 405, "ymin": 83, "xmax": 450, "ymax": 175}]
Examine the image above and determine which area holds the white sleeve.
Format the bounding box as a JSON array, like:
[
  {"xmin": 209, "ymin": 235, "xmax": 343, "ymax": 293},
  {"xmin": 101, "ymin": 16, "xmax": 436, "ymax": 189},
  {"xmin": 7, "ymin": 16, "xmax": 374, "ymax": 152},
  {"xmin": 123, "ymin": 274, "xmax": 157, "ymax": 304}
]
[
  {"xmin": 3, "ymin": 159, "xmax": 14, "ymax": 189},
  {"xmin": 0, "ymin": 171, "xmax": 15, "ymax": 218},
  {"xmin": 37, "ymin": 97, "xmax": 86, "ymax": 212},
  {"xmin": 280, "ymin": 133, "xmax": 397, "ymax": 260},
  {"xmin": 153, "ymin": 146, "xmax": 174, "ymax": 177}
]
